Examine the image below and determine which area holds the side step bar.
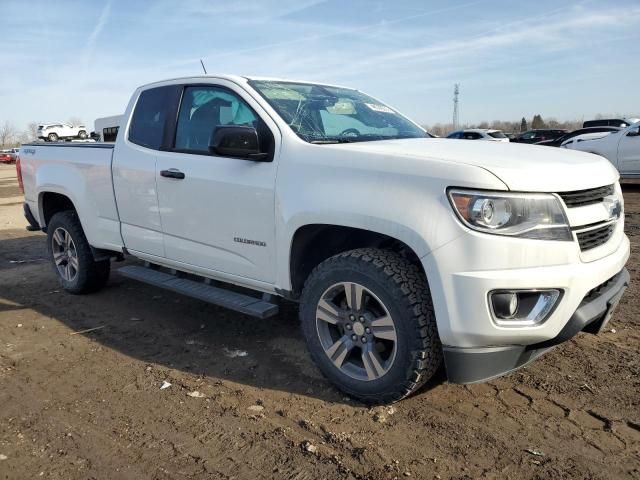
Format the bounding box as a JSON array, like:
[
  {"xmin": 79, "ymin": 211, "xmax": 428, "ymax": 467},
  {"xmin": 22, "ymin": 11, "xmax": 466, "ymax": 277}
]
[{"xmin": 117, "ymin": 265, "xmax": 279, "ymax": 319}]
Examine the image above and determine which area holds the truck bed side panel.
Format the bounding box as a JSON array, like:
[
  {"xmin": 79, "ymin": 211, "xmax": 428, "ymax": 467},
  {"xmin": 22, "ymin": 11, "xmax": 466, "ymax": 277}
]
[{"xmin": 21, "ymin": 143, "xmax": 124, "ymax": 252}]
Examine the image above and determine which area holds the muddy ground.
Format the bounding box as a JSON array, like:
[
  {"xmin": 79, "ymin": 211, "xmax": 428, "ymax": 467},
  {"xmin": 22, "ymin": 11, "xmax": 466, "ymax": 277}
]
[{"xmin": 0, "ymin": 163, "xmax": 638, "ymax": 480}]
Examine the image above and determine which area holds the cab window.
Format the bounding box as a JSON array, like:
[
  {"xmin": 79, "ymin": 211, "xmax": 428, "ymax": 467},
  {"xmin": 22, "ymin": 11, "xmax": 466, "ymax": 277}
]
[
  {"xmin": 129, "ymin": 86, "xmax": 181, "ymax": 150},
  {"xmin": 174, "ymin": 85, "xmax": 273, "ymax": 155}
]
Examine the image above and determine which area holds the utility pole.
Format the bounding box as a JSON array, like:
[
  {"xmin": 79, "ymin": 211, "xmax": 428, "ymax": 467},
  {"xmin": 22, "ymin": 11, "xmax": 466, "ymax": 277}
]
[{"xmin": 453, "ymin": 84, "xmax": 460, "ymax": 130}]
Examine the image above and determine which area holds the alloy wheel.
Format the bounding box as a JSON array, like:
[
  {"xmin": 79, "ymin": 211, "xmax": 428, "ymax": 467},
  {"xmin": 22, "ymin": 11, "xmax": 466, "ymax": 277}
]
[
  {"xmin": 51, "ymin": 227, "xmax": 79, "ymax": 281},
  {"xmin": 315, "ymin": 282, "xmax": 398, "ymax": 381}
]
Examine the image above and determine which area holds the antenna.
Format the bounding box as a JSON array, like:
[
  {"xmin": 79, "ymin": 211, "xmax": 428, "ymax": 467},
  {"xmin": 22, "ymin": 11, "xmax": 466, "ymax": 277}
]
[
  {"xmin": 200, "ymin": 59, "xmax": 208, "ymax": 75},
  {"xmin": 453, "ymin": 83, "xmax": 460, "ymax": 130}
]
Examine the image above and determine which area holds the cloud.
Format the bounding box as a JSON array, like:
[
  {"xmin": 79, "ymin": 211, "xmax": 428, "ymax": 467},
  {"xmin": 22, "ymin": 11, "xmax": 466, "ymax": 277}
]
[
  {"xmin": 80, "ymin": 0, "xmax": 113, "ymax": 84},
  {"xmin": 299, "ymin": 6, "xmax": 640, "ymax": 80}
]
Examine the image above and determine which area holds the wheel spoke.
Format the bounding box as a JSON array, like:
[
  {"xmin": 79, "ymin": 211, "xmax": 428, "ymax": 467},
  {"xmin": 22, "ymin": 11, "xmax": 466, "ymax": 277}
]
[
  {"xmin": 343, "ymin": 282, "xmax": 365, "ymax": 311},
  {"xmin": 64, "ymin": 263, "xmax": 72, "ymax": 280},
  {"xmin": 370, "ymin": 314, "xmax": 397, "ymax": 342},
  {"xmin": 325, "ymin": 335, "xmax": 353, "ymax": 368},
  {"xmin": 53, "ymin": 251, "xmax": 65, "ymax": 265},
  {"xmin": 362, "ymin": 345, "xmax": 386, "ymax": 380},
  {"xmin": 53, "ymin": 229, "xmax": 64, "ymax": 246},
  {"xmin": 69, "ymin": 255, "xmax": 79, "ymax": 271},
  {"xmin": 64, "ymin": 231, "xmax": 72, "ymax": 249},
  {"xmin": 317, "ymin": 298, "xmax": 342, "ymax": 325}
]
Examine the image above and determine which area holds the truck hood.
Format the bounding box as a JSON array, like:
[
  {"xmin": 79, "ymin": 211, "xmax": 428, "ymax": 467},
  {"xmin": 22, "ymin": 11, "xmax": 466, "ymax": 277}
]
[{"xmin": 333, "ymin": 138, "xmax": 618, "ymax": 191}]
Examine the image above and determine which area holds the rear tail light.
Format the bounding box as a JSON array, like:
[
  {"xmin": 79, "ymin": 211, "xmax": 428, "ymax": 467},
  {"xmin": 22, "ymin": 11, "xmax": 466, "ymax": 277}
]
[{"xmin": 16, "ymin": 156, "xmax": 24, "ymax": 193}]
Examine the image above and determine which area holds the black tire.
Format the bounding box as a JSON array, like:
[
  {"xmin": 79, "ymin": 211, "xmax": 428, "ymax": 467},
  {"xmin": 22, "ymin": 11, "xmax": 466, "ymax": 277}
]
[
  {"xmin": 47, "ymin": 133, "xmax": 58, "ymax": 142},
  {"xmin": 300, "ymin": 248, "xmax": 442, "ymax": 404},
  {"xmin": 78, "ymin": 130, "xmax": 87, "ymax": 139},
  {"xmin": 46, "ymin": 211, "xmax": 110, "ymax": 294}
]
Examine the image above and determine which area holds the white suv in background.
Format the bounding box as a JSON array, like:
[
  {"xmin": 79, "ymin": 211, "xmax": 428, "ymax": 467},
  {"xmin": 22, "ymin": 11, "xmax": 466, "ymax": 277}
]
[
  {"xmin": 570, "ymin": 122, "xmax": 640, "ymax": 177},
  {"xmin": 37, "ymin": 123, "xmax": 88, "ymax": 142},
  {"xmin": 447, "ymin": 129, "xmax": 510, "ymax": 142}
]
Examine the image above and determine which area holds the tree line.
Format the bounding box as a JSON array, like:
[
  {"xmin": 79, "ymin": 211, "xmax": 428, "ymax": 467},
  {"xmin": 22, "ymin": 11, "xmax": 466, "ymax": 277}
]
[{"xmin": 424, "ymin": 113, "xmax": 637, "ymax": 138}]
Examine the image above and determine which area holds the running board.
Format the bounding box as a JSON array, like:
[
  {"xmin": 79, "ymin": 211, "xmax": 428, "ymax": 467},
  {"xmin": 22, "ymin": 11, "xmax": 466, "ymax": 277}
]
[{"xmin": 117, "ymin": 265, "xmax": 279, "ymax": 319}]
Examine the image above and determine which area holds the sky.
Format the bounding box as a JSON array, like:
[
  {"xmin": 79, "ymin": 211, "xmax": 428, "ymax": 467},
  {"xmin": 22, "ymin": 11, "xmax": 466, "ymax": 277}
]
[{"xmin": 1, "ymin": 0, "xmax": 639, "ymax": 131}]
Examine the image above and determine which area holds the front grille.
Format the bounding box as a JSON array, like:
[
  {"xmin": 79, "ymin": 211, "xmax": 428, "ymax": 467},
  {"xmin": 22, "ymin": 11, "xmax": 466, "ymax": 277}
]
[
  {"xmin": 558, "ymin": 184, "xmax": 614, "ymax": 208},
  {"xmin": 576, "ymin": 223, "xmax": 615, "ymax": 251}
]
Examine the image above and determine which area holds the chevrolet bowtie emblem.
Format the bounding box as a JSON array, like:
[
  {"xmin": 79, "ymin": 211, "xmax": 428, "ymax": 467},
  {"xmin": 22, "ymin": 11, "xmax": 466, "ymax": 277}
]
[{"xmin": 603, "ymin": 196, "xmax": 622, "ymax": 220}]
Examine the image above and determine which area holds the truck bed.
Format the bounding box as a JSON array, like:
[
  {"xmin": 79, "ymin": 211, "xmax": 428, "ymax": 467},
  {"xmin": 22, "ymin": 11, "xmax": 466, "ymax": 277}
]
[{"xmin": 20, "ymin": 141, "xmax": 123, "ymax": 252}]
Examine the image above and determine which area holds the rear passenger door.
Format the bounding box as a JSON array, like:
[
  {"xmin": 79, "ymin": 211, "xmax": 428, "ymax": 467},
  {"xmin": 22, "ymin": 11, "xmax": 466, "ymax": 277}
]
[
  {"xmin": 113, "ymin": 85, "xmax": 182, "ymax": 257},
  {"xmin": 154, "ymin": 81, "xmax": 280, "ymax": 284}
]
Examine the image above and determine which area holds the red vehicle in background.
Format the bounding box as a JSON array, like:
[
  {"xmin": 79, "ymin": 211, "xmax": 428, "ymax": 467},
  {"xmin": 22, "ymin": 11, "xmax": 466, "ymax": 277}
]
[{"xmin": 0, "ymin": 148, "xmax": 19, "ymax": 164}]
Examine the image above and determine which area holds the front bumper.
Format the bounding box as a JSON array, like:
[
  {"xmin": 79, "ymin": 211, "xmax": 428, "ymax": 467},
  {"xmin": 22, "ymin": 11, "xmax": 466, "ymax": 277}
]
[{"xmin": 444, "ymin": 268, "xmax": 629, "ymax": 383}]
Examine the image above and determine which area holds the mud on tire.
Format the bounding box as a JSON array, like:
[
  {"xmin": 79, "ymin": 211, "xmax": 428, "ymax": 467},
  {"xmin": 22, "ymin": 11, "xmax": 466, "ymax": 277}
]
[{"xmin": 299, "ymin": 248, "xmax": 442, "ymax": 404}]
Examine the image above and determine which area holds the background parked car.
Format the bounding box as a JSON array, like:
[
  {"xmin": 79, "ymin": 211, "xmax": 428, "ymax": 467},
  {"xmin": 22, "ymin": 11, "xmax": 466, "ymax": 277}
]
[
  {"xmin": 560, "ymin": 131, "xmax": 616, "ymax": 149},
  {"xmin": 0, "ymin": 149, "xmax": 18, "ymax": 164},
  {"xmin": 37, "ymin": 123, "xmax": 88, "ymax": 142},
  {"xmin": 510, "ymin": 129, "xmax": 567, "ymax": 144},
  {"xmin": 568, "ymin": 122, "xmax": 640, "ymax": 176},
  {"xmin": 446, "ymin": 129, "xmax": 509, "ymax": 142},
  {"xmin": 535, "ymin": 126, "xmax": 621, "ymax": 147},
  {"xmin": 583, "ymin": 118, "xmax": 640, "ymax": 128}
]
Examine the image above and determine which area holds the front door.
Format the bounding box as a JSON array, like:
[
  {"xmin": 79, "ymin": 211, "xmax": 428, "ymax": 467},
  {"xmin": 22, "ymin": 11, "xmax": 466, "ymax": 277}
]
[
  {"xmin": 617, "ymin": 125, "xmax": 640, "ymax": 175},
  {"xmin": 155, "ymin": 82, "xmax": 279, "ymax": 283}
]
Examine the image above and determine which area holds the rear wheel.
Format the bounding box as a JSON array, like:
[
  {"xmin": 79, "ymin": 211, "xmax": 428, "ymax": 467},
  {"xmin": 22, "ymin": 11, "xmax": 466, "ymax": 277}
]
[
  {"xmin": 46, "ymin": 211, "xmax": 110, "ymax": 294},
  {"xmin": 78, "ymin": 130, "xmax": 87, "ymax": 139},
  {"xmin": 300, "ymin": 248, "xmax": 442, "ymax": 404},
  {"xmin": 47, "ymin": 133, "xmax": 58, "ymax": 142}
]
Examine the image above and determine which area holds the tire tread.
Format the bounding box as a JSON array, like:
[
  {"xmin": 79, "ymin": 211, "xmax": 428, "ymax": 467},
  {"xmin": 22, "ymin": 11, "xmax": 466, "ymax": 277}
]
[{"xmin": 301, "ymin": 248, "xmax": 441, "ymax": 404}]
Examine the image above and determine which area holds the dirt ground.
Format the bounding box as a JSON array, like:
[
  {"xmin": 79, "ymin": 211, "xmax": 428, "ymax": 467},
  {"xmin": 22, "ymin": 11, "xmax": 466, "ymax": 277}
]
[{"xmin": 0, "ymin": 163, "xmax": 638, "ymax": 480}]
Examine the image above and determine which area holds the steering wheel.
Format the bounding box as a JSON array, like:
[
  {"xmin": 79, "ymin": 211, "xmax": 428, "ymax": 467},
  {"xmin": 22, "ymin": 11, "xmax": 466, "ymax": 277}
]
[{"xmin": 339, "ymin": 128, "xmax": 360, "ymax": 137}]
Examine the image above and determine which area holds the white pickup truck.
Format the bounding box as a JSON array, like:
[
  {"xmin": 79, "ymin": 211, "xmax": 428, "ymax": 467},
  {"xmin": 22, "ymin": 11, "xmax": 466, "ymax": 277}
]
[
  {"xmin": 569, "ymin": 122, "xmax": 640, "ymax": 178},
  {"xmin": 17, "ymin": 75, "xmax": 630, "ymax": 403}
]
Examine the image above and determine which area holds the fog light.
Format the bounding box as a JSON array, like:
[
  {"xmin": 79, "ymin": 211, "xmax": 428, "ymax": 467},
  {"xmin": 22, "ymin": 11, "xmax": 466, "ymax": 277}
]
[
  {"xmin": 491, "ymin": 292, "xmax": 518, "ymax": 319},
  {"xmin": 489, "ymin": 289, "xmax": 561, "ymax": 327}
]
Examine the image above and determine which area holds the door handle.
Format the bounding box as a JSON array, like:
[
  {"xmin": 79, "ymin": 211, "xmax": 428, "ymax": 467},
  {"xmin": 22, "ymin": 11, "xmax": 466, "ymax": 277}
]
[{"xmin": 160, "ymin": 169, "xmax": 185, "ymax": 179}]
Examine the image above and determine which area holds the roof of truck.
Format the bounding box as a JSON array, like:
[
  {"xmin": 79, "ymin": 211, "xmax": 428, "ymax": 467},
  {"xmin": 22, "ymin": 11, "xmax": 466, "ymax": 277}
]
[{"xmin": 138, "ymin": 75, "xmax": 353, "ymax": 91}]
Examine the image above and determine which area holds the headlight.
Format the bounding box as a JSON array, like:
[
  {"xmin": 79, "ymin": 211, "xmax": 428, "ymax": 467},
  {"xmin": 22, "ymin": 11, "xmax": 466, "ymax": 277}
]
[{"xmin": 448, "ymin": 189, "xmax": 572, "ymax": 241}]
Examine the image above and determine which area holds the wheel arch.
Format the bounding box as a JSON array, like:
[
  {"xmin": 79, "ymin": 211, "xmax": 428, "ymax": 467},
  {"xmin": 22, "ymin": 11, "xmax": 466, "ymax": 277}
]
[
  {"xmin": 288, "ymin": 223, "xmax": 427, "ymax": 298},
  {"xmin": 38, "ymin": 190, "xmax": 78, "ymax": 229}
]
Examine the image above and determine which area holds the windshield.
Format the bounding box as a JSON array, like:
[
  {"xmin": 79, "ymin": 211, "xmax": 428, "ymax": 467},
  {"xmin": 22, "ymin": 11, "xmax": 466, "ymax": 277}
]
[
  {"xmin": 249, "ymin": 80, "xmax": 428, "ymax": 143},
  {"xmin": 487, "ymin": 131, "xmax": 506, "ymax": 139}
]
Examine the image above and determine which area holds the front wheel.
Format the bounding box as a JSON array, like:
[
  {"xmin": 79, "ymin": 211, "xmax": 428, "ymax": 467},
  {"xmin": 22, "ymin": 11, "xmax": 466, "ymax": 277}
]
[
  {"xmin": 78, "ymin": 130, "xmax": 87, "ymax": 139},
  {"xmin": 300, "ymin": 248, "xmax": 442, "ymax": 404},
  {"xmin": 46, "ymin": 211, "xmax": 110, "ymax": 294}
]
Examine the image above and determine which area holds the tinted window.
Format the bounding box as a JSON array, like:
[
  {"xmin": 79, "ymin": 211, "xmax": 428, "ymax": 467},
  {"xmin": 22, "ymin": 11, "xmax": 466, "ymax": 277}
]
[
  {"xmin": 463, "ymin": 132, "xmax": 482, "ymax": 140},
  {"xmin": 129, "ymin": 86, "xmax": 180, "ymax": 150},
  {"xmin": 584, "ymin": 119, "xmax": 626, "ymax": 128},
  {"xmin": 103, "ymin": 126, "xmax": 119, "ymax": 142},
  {"xmin": 488, "ymin": 131, "xmax": 506, "ymax": 138},
  {"xmin": 175, "ymin": 86, "xmax": 262, "ymax": 153}
]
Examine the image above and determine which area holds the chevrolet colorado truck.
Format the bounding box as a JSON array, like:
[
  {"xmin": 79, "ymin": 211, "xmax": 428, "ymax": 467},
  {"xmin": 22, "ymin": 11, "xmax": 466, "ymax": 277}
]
[{"xmin": 17, "ymin": 75, "xmax": 630, "ymax": 403}]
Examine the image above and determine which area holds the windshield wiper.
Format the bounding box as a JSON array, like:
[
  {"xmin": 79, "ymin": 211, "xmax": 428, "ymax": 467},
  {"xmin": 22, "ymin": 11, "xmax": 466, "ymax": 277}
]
[{"xmin": 309, "ymin": 137, "xmax": 356, "ymax": 144}]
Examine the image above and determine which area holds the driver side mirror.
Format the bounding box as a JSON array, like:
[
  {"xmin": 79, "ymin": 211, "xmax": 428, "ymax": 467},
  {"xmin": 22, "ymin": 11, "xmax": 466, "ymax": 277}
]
[
  {"xmin": 627, "ymin": 127, "xmax": 640, "ymax": 137},
  {"xmin": 208, "ymin": 125, "xmax": 269, "ymax": 161}
]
